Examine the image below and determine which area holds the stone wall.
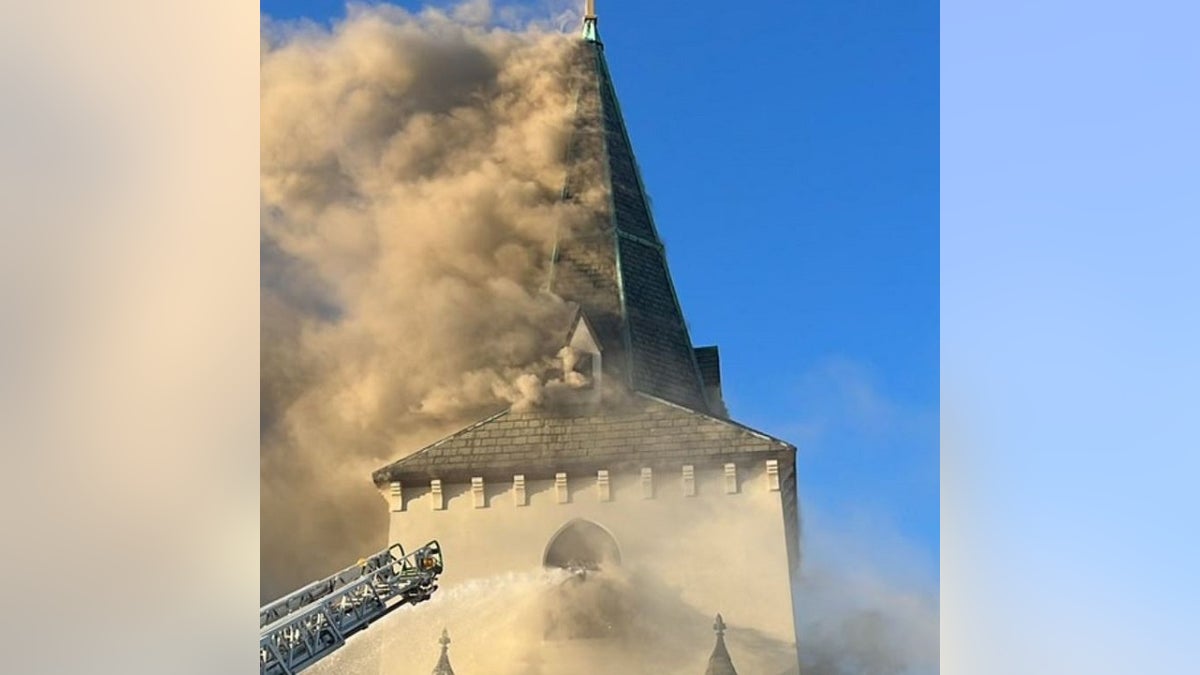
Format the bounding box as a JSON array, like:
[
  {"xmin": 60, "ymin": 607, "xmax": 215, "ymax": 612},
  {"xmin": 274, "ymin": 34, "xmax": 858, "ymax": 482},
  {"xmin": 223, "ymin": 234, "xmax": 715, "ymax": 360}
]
[{"xmin": 380, "ymin": 457, "xmax": 800, "ymax": 673}]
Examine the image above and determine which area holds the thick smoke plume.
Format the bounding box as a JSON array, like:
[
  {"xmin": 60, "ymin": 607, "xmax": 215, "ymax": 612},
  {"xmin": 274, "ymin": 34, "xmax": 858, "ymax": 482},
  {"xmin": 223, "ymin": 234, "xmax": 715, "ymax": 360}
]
[
  {"xmin": 262, "ymin": 4, "xmax": 937, "ymax": 673},
  {"xmin": 309, "ymin": 565, "xmax": 801, "ymax": 675},
  {"xmin": 261, "ymin": 4, "xmax": 589, "ymax": 598},
  {"xmin": 298, "ymin": 527, "xmax": 936, "ymax": 675}
]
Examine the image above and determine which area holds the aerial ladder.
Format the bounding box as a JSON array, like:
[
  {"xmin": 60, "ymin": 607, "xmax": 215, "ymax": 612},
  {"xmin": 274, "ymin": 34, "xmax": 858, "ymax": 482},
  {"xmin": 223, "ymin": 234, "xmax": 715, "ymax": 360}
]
[{"xmin": 260, "ymin": 541, "xmax": 444, "ymax": 674}]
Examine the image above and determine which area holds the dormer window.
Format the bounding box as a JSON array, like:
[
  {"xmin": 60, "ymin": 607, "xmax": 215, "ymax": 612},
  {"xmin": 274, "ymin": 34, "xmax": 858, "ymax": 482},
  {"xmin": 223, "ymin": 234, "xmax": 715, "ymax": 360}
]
[{"xmin": 565, "ymin": 311, "xmax": 602, "ymax": 396}]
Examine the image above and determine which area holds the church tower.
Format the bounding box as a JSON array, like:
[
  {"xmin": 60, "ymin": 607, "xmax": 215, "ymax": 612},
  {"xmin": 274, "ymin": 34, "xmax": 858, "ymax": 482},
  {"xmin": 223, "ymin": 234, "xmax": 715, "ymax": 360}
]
[{"xmin": 374, "ymin": 5, "xmax": 800, "ymax": 673}]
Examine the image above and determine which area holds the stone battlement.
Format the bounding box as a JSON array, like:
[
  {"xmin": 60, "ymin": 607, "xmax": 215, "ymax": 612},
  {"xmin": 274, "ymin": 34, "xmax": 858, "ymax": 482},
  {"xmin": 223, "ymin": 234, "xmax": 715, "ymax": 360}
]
[{"xmin": 386, "ymin": 459, "xmax": 784, "ymax": 512}]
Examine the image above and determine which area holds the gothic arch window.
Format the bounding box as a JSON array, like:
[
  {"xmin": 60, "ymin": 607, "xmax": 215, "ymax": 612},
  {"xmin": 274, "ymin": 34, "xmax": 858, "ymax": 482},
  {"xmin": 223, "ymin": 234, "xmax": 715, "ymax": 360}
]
[{"xmin": 542, "ymin": 518, "xmax": 621, "ymax": 570}]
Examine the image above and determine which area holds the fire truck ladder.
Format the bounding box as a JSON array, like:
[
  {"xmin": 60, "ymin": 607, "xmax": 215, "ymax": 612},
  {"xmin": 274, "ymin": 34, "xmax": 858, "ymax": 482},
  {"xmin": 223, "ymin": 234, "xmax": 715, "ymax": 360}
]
[{"xmin": 259, "ymin": 540, "xmax": 444, "ymax": 674}]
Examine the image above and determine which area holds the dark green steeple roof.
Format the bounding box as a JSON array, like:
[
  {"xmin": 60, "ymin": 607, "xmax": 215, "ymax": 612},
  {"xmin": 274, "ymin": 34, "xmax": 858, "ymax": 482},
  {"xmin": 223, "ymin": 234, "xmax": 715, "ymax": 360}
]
[
  {"xmin": 372, "ymin": 14, "xmax": 806, "ymax": 489},
  {"xmin": 552, "ymin": 30, "xmax": 711, "ymax": 413}
]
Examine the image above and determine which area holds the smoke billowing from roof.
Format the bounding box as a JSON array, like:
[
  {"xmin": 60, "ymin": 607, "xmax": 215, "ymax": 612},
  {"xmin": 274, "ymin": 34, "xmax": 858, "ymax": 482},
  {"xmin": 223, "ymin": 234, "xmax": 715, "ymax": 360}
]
[
  {"xmin": 262, "ymin": 5, "xmax": 589, "ymax": 598},
  {"xmin": 261, "ymin": 3, "xmax": 936, "ymax": 673}
]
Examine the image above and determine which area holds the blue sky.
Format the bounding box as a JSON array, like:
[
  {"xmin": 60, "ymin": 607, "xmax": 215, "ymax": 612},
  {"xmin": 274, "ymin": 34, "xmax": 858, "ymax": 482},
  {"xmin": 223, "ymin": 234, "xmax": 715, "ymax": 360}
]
[{"xmin": 261, "ymin": 0, "xmax": 939, "ymax": 581}]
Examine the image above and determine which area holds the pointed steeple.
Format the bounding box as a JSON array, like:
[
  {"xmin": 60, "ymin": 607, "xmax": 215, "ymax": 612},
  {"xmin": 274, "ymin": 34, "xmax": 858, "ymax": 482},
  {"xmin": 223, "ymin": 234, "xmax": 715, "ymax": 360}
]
[
  {"xmin": 431, "ymin": 628, "xmax": 456, "ymax": 675},
  {"xmin": 704, "ymin": 614, "xmax": 738, "ymax": 675},
  {"xmin": 553, "ymin": 14, "xmax": 713, "ymax": 413}
]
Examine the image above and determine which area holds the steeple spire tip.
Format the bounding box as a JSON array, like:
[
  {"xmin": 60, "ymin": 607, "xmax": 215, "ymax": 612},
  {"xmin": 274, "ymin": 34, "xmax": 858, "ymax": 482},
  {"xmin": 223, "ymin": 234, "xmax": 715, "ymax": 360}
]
[
  {"xmin": 581, "ymin": 0, "xmax": 600, "ymax": 42},
  {"xmin": 432, "ymin": 628, "xmax": 455, "ymax": 675},
  {"xmin": 705, "ymin": 613, "xmax": 738, "ymax": 675}
]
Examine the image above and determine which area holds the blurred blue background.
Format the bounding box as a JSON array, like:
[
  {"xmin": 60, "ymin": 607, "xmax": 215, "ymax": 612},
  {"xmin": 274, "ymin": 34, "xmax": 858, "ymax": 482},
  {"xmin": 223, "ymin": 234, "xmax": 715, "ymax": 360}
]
[{"xmin": 942, "ymin": 0, "xmax": 1198, "ymax": 671}]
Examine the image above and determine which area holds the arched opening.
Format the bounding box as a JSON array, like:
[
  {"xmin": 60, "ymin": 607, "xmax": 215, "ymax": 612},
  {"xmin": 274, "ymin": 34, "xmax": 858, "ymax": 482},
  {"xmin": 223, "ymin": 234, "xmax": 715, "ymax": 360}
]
[
  {"xmin": 542, "ymin": 518, "xmax": 621, "ymax": 571},
  {"xmin": 542, "ymin": 519, "xmax": 629, "ymax": 640}
]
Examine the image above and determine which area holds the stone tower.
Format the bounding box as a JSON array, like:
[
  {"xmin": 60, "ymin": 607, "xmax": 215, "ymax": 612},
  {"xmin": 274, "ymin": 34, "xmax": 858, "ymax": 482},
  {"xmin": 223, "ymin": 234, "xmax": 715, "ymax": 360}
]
[{"xmin": 373, "ymin": 6, "xmax": 800, "ymax": 673}]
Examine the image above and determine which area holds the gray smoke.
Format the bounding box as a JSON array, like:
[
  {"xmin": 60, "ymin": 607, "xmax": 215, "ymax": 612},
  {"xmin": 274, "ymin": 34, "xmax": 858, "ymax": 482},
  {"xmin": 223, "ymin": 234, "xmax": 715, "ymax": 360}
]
[
  {"xmin": 795, "ymin": 518, "xmax": 940, "ymax": 675},
  {"xmin": 261, "ymin": 3, "xmax": 590, "ymax": 598},
  {"xmin": 309, "ymin": 564, "xmax": 801, "ymax": 675}
]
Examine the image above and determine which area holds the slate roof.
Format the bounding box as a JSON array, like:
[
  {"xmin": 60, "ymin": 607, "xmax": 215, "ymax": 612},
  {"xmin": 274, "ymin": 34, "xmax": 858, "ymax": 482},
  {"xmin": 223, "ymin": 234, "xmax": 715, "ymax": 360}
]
[
  {"xmin": 373, "ymin": 32, "xmax": 796, "ymax": 485},
  {"xmin": 693, "ymin": 346, "xmax": 721, "ymax": 387},
  {"xmin": 551, "ymin": 38, "xmax": 710, "ymax": 413},
  {"xmin": 373, "ymin": 393, "xmax": 793, "ymax": 486}
]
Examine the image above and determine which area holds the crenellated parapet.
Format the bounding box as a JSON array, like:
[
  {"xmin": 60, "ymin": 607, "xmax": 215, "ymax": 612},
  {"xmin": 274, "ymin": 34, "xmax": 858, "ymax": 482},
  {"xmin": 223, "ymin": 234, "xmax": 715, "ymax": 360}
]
[{"xmin": 385, "ymin": 458, "xmax": 789, "ymax": 513}]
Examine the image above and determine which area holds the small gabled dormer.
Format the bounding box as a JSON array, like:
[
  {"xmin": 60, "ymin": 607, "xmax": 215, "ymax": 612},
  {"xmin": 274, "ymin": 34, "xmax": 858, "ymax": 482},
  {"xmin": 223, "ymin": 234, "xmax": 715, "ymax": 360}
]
[{"xmin": 564, "ymin": 311, "xmax": 602, "ymax": 401}]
